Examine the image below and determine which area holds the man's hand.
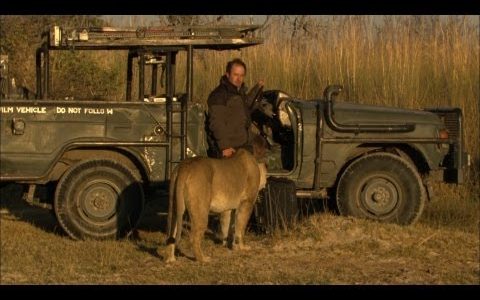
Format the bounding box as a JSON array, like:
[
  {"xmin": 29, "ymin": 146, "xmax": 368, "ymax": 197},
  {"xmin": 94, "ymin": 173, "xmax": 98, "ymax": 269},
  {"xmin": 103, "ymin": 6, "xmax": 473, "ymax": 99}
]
[
  {"xmin": 222, "ymin": 148, "xmax": 236, "ymax": 158},
  {"xmin": 257, "ymin": 79, "xmax": 264, "ymax": 87}
]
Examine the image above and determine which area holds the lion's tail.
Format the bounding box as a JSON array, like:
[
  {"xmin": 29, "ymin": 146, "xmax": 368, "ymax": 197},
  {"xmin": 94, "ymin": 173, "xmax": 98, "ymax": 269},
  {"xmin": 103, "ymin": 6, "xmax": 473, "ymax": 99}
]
[
  {"xmin": 165, "ymin": 165, "xmax": 187, "ymax": 263},
  {"xmin": 165, "ymin": 166, "xmax": 179, "ymax": 262},
  {"xmin": 166, "ymin": 166, "xmax": 178, "ymax": 244},
  {"xmin": 173, "ymin": 169, "xmax": 186, "ymax": 245}
]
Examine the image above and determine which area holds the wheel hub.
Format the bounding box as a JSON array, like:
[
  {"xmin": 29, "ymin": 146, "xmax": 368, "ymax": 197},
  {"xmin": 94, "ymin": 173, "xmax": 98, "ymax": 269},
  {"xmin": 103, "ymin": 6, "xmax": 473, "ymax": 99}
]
[
  {"xmin": 361, "ymin": 178, "xmax": 398, "ymax": 216},
  {"xmin": 91, "ymin": 191, "xmax": 109, "ymax": 210},
  {"xmin": 79, "ymin": 181, "xmax": 118, "ymax": 222}
]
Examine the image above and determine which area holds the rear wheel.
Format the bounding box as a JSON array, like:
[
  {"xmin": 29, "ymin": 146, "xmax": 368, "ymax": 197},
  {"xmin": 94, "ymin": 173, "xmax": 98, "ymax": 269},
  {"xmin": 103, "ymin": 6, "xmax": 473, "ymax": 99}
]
[
  {"xmin": 54, "ymin": 159, "xmax": 144, "ymax": 240},
  {"xmin": 251, "ymin": 177, "xmax": 298, "ymax": 233},
  {"xmin": 336, "ymin": 153, "xmax": 425, "ymax": 225}
]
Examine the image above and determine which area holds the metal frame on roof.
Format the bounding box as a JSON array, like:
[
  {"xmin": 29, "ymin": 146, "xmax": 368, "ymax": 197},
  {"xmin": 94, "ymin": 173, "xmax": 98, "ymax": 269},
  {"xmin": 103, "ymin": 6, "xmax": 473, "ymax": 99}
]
[
  {"xmin": 44, "ymin": 25, "xmax": 263, "ymax": 51},
  {"xmin": 35, "ymin": 24, "xmax": 263, "ymax": 170}
]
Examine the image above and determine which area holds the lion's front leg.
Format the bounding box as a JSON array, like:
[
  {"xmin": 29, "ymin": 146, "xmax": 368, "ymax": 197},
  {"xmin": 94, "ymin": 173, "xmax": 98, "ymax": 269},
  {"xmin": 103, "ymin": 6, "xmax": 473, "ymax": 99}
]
[{"xmin": 232, "ymin": 200, "xmax": 255, "ymax": 251}]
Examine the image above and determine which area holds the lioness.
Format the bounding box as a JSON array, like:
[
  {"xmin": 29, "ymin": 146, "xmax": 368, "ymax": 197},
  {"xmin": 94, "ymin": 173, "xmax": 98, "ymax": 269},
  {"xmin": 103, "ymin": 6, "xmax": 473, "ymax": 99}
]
[{"xmin": 164, "ymin": 142, "xmax": 267, "ymax": 263}]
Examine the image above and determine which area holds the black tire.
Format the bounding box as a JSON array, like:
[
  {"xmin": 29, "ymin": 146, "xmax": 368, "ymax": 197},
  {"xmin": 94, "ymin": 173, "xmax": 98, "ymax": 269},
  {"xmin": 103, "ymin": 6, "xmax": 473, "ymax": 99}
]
[
  {"xmin": 252, "ymin": 177, "xmax": 298, "ymax": 233},
  {"xmin": 336, "ymin": 153, "xmax": 425, "ymax": 225},
  {"xmin": 54, "ymin": 159, "xmax": 144, "ymax": 240}
]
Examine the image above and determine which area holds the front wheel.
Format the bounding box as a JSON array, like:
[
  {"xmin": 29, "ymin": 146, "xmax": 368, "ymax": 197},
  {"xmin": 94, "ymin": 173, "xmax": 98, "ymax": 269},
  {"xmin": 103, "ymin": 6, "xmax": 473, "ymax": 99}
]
[
  {"xmin": 54, "ymin": 159, "xmax": 144, "ymax": 240},
  {"xmin": 336, "ymin": 153, "xmax": 425, "ymax": 225}
]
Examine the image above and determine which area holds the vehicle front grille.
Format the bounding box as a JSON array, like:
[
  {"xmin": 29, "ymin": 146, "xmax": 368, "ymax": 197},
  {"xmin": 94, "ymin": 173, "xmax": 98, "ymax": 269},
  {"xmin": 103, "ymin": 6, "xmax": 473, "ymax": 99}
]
[
  {"xmin": 425, "ymin": 108, "xmax": 461, "ymax": 142},
  {"xmin": 443, "ymin": 112, "xmax": 459, "ymax": 141}
]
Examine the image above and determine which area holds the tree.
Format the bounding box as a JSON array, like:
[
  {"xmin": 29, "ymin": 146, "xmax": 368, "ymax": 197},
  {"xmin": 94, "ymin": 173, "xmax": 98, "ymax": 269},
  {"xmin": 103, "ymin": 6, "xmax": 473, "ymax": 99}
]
[{"xmin": 0, "ymin": 15, "xmax": 124, "ymax": 100}]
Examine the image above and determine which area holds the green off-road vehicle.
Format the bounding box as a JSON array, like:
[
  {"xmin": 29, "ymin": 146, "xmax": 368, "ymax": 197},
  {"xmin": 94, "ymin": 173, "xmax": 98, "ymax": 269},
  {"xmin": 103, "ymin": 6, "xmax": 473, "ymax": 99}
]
[{"xmin": 0, "ymin": 25, "xmax": 470, "ymax": 239}]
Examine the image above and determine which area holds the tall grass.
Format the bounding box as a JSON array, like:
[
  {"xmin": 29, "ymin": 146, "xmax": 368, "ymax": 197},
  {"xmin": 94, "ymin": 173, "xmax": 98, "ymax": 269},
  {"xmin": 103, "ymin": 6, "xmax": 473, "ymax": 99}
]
[
  {"xmin": 180, "ymin": 16, "xmax": 479, "ymax": 184},
  {"xmin": 178, "ymin": 16, "xmax": 479, "ymax": 230}
]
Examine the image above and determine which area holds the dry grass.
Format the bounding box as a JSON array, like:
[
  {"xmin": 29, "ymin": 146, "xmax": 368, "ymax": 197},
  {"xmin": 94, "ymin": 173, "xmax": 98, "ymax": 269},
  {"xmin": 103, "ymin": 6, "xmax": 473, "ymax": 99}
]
[
  {"xmin": 1, "ymin": 193, "xmax": 478, "ymax": 284},
  {"xmin": 420, "ymin": 183, "xmax": 479, "ymax": 233}
]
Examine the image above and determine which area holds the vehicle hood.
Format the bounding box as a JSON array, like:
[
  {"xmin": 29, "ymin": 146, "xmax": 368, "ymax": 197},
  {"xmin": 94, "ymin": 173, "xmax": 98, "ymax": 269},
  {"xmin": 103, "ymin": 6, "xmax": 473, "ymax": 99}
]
[{"xmin": 324, "ymin": 101, "xmax": 443, "ymax": 126}]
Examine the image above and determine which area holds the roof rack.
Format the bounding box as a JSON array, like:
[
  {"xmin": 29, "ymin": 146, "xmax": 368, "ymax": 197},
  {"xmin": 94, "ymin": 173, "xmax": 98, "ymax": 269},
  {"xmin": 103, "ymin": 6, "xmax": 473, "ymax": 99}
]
[{"xmin": 45, "ymin": 25, "xmax": 263, "ymax": 50}]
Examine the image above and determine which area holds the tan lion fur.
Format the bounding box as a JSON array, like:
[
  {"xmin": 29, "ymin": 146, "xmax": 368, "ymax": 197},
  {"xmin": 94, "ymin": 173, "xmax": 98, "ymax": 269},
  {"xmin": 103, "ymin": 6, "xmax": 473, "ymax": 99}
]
[{"xmin": 163, "ymin": 144, "xmax": 267, "ymax": 263}]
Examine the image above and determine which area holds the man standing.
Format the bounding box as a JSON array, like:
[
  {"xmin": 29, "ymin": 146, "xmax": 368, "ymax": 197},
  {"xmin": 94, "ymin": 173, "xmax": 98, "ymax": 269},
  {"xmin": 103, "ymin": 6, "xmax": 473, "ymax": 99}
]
[{"xmin": 207, "ymin": 58, "xmax": 264, "ymax": 158}]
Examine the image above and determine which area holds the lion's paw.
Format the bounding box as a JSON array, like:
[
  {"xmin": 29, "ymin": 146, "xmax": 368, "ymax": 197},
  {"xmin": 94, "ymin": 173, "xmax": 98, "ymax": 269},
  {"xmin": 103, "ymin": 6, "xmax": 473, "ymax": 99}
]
[
  {"xmin": 198, "ymin": 256, "xmax": 211, "ymax": 263},
  {"xmin": 232, "ymin": 243, "xmax": 251, "ymax": 251},
  {"xmin": 165, "ymin": 256, "xmax": 177, "ymax": 263}
]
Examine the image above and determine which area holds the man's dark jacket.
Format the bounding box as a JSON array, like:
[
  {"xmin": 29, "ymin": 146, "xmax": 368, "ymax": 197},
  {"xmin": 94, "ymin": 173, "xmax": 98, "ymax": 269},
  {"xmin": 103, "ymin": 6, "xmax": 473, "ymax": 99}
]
[{"xmin": 207, "ymin": 75, "xmax": 262, "ymax": 151}]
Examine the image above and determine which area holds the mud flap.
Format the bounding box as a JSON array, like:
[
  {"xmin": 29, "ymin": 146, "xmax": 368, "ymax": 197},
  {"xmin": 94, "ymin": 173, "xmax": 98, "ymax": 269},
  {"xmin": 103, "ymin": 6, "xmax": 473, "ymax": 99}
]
[
  {"xmin": 251, "ymin": 177, "xmax": 298, "ymax": 234},
  {"xmin": 423, "ymin": 178, "xmax": 437, "ymax": 202}
]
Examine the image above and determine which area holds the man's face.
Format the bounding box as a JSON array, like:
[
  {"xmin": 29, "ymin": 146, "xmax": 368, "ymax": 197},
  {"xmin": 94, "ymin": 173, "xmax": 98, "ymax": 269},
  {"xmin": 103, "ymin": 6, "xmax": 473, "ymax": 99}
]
[{"xmin": 226, "ymin": 64, "xmax": 245, "ymax": 89}]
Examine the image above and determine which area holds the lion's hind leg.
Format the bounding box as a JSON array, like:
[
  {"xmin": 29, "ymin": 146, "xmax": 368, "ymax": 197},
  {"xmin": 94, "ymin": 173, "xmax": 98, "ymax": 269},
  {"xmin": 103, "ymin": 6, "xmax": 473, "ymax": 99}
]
[
  {"xmin": 187, "ymin": 192, "xmax": 212, "ymax": 263},
  {"xmin": 217, "ymin": 210, "xmax": 234, "ymax": 247}
]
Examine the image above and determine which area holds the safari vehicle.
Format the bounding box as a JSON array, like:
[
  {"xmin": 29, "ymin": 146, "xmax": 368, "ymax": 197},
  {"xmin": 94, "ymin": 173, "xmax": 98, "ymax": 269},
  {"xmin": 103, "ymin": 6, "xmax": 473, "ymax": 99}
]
[{"xmin": 0, "ymin": 25, "xmax": 469, "ymax": 240}]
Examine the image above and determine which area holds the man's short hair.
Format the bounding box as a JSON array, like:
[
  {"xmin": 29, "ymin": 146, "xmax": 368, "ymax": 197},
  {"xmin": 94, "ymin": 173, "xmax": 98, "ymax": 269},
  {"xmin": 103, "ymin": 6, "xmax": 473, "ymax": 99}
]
[{"xmin": 226, "ymin": 58, "xmax": 247, "ymax": 74}]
